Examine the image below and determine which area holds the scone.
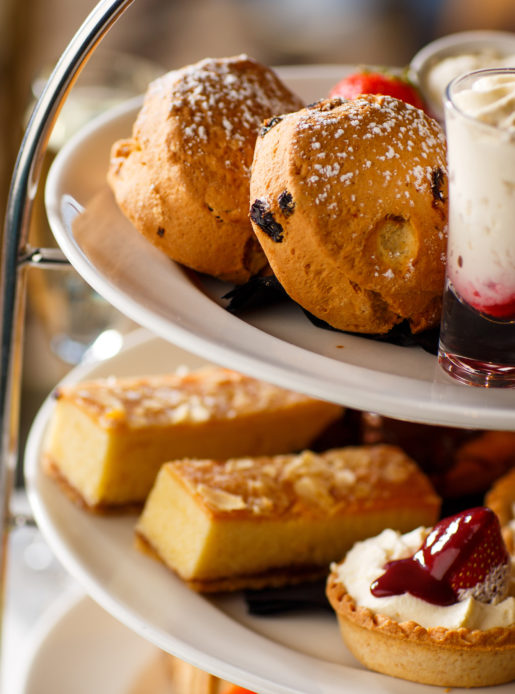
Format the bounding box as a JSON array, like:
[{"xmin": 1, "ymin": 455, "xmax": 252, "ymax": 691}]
[
  {"xmin": 327, "ymin": 507, "xmax": 515, "ymax": 687},
  {"xmin": 135, "ymin": 445, "xmax": 440, "ymax": 592},
  {"xmin": 249, "ymin": 94, "xmax": 448, "ymax": 334},
  {"xmin": 43, "ymin": 367, "xmax": 341, "ymax": 511},
  {"xmin": 108, "ymin": 55, "xmax": 303, "ymax": 283}
]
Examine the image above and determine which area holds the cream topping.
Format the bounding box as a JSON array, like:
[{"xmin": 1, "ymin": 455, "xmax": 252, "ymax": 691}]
[
  {"xmin": 453, "ymin": 72, "xmax": 515, "ymax": 129},
  {"xmin": 333, "ymin": 527, "xmax": 515, "ymax": 630},
  {"xmin": 426, "ymin": 52, "xmax": 515, "ymax": 112}
]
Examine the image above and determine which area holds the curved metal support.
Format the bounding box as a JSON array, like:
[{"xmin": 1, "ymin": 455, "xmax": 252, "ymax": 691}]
[{"xmin": 0, "ymin": 0, "xmax": 134, "ymax": 662}]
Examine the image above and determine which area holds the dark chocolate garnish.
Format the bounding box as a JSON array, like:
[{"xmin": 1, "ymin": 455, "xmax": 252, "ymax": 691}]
[
  {"xmin": 250, "ymin": 200, "xmax": 284, "ymax": 242},
  {"xmin": 223, "ymin": 275, "xmax": 288, "ymax": 312},
  {"xmin": 278, "ymin": 190, "xmax": 295, "ymax": 217},
  {"xmin": 244, "ymin": 579, "xmax": 331, "ymax": 615},
  {"xmin": 303, "ymin": 310, "xmax": 439, "ymax": 355},
  {"xmin": 223, "ymin": 277, "xmax": 439, "ymax": 355}
]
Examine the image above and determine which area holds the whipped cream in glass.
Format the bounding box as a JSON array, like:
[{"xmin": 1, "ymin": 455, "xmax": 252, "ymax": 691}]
[
  {"xmin": 426, "ymin": 52, "xmax": 515, "ymax": 116},
  {"xmin": 437, "ymin": 68, "xmax": 515, "ymax": 386}
]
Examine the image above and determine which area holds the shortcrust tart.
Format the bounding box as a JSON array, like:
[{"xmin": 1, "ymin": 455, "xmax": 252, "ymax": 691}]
[{"xmin": 327, "ymin": 508, "xmax": 515, "ymax": 687}]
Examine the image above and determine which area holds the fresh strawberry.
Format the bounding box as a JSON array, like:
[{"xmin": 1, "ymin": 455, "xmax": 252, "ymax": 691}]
[
  {"xmin": 371, "ymin": 507, "xmax": 510, "ymax": 605},
  {"xmin": 329, "ymin": 70, "xmax": 430, "ymax": 114},
  {"xmin": 421, "ymin": 507, "xmax": 511, "ymax": 602}
]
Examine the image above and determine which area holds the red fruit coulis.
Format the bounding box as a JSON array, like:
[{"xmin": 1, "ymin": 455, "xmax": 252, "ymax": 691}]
[{"xmin": 370, "ymin": 507, "xmax": 506, "ymax": 606}]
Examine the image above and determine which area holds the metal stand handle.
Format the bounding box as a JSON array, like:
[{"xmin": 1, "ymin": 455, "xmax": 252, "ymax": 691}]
[{"xmin": 0, "ymin": 0, "xmax": 134, "ymax": 674}]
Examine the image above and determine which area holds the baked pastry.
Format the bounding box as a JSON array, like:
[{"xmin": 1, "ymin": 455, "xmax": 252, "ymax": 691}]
[
  {"xmin": 43, "ymin": 366, "xmax": 341, "ymax": 511},
  {"xmin": 249, "ymin": 94, "xmax": 448, "ymax": 334},
  {"xmin": 327, "ymin": 507, "xmax": 515, "ymax": 687},
  {"xmin": 361, "ymin": 412, "xmax": 515, "ymax": 498},
  {"xmin": 486, "ymin": 467, "xmax": 515, "ymax": 551},
  {"xmin": 107, "ymin": 55, "xmax": 303, "ymax": 283},
  {"xmin": 135, "ymin": 444, "xmax": 440, "ymax": 592}
]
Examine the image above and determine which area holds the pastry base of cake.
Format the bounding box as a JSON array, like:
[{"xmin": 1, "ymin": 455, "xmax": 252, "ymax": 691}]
[{"xmin": 326, "ymin": 579, "xmax": 515, "ymax": 688}]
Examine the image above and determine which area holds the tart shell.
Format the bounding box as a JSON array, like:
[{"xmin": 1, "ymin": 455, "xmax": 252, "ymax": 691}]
[{"xmin": 326, "ymin": 573, "xmax": 515, "ymax": 687}]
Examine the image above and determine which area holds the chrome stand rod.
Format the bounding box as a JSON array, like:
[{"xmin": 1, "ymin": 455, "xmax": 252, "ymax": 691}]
[
  {"xmin": 0, "ymin": 0, "xmax": 134, "ymax": 678},
  {"xmin": 18, "ymin": 246, "xmax": 70, "ymax": 268}
]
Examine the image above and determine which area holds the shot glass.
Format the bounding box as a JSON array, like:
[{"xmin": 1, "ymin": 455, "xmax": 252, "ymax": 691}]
[{"xmin": 437, "ymin": 68, "xmax": 515, "ymax": 387}]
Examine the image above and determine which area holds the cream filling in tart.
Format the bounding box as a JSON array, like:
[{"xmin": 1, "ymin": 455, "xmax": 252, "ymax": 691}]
[{"xmin": 332, "ymin": 526, "xmax": 515, "ymax": 630}]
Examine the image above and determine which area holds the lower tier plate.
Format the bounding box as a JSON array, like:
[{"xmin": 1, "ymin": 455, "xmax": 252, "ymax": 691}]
[
  {"xmin": 24, "ymin": 329, "xmax": 511, "ymax": 694},
  {"xmin": 14, "ymin": 591, "xmax": 163, "ymax": 694}
]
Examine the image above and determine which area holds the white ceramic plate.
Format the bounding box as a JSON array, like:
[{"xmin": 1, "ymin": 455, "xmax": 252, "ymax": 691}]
[
  {"xmin": 44, "ymin": 66, "xmax": 515, "ymax": 430},
  {"xmin": 14, "ymin": 591, "xmax": 164, "ymax": 694},
  {"xmin": 24, "ymin": 330, "xmax": 512, "ymax": 694}
]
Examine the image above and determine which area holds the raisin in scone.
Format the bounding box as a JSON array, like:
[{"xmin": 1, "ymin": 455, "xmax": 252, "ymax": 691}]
[
  {"xmin": 108, "ymin": 55, "xmax": 303, "ymax": 284},
  {"xmin": 249, "ymin": 95, "xmax": 448, "ymax": 334}
]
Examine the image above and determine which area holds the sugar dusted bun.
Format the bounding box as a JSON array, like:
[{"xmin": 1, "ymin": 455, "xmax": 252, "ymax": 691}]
[
  {"xmin": 249, "ymin": 94, "xmax": 448, "ymax": 334},
  {"xmin": 108, "ymin": 55, "xmax": 303, "ymax": 283}
]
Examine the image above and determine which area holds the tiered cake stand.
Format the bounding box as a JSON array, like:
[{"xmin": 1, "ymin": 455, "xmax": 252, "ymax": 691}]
[{"xmin": 2, "ymin": 1, "xmax": 514, "ymax": 691}]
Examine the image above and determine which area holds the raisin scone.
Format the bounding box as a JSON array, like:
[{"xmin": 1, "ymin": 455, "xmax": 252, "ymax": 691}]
[
  {"xmin": 108, "ymin": 55, "xmax": 303, "ymax": 283},
  {"xmin": 249, "ymin": 95, "xmax": 448, "ymax": 334}
]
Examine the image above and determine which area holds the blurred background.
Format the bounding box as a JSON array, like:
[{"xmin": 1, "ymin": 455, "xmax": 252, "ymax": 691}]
[
  {"xmin": 3, "ymin": 0, "xmax": 515, "ymax": 235},
  {"xmin": 1, "ymin": 0, "xmax": 515, "ymax": 464},
  {"xmin": 1, "ymin": 2, "xmax": 515, "ymax": 690}
]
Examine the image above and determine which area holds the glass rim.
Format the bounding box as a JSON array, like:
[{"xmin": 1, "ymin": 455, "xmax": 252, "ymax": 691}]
[{"xmin": 444, "ymin": 66, "xmax": 515, "ymax": 133}]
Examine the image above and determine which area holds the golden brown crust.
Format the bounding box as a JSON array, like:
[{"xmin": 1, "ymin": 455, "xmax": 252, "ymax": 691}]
[
  {"xmin": 326, "ymin": 560, "xmax": 515, "ymax": 687},
  {"xmin": 108, "ymin": 55, "xmax": 303, "ymax": 283},
  {"xmin": 52, "ymin": 366, "xmax": 341, "ymax": 432},
  {"xmin": 250, "ymin": 95, "xmax": 448, "ymax": 334},
  {"xmin": 326, "ymin": 573, "xmax": 515, "ymax": 648},
  {"xmin": 486, "ymin": 466, "xmax": 515, "ymax": 528},
  {"xmin": 165, "ymin": 445, "xmax": 441, "ymax": 521}
]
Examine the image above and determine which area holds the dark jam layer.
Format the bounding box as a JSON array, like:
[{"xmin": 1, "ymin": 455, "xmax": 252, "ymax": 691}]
[
  {"xmin": 371, "ymin": 557, "xmax": 457, "ymax": 605},
  {"xmin": 370, "ymin": 507, "xmax": 503, "ymax": 606},
  {"xmin": 440, "ymin": 283, "xmax": 515, "ymax": 364}
]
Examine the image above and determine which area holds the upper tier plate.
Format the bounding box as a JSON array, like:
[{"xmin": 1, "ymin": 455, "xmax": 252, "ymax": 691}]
[{"xmin": 45, "ymin": 65, "xmax": 515, "ymax": 430}]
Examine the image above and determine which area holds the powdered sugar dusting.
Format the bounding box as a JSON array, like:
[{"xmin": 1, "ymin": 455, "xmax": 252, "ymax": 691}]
[
  {"xmin": 146, "ymin": 55, "xmax": 303, "ymax": 162},
  {"xmin": 292, "ymin": 95, "xmax": 447, "ymax": 212}
]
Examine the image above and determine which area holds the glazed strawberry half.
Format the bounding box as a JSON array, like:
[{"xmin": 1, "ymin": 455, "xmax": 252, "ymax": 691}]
[
  {"xmin": 371, "ymin": 507, "xmax": 511, "ymax": 606},
  {"xmin": 329, "ymin": 69, "xmax": 430, "ymax": 114}
]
